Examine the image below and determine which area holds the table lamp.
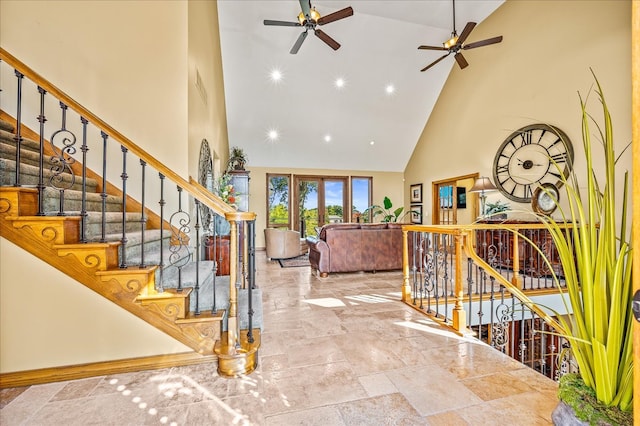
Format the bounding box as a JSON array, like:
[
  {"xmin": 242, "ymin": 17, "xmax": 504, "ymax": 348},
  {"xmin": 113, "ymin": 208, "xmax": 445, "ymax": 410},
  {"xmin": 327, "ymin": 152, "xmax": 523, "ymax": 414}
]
[{"xmin": 469, "ymin": 177, "xmax": 497, "ymax": 218}]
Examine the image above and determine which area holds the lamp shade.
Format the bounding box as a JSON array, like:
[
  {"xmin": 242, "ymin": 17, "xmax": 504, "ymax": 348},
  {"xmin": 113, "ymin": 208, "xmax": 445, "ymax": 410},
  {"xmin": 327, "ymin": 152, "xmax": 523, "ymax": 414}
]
[{"xmin": 469, "ymin": 177, "xmax": 497, "ymax": 193}]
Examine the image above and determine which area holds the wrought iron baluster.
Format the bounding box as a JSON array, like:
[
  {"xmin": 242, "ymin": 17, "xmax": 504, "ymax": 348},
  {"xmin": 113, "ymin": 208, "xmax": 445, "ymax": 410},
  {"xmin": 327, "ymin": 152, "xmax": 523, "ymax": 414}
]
[
  {"xmin": 477, "ymin": 269, "xmax": 484, "ymax": 336},
  {"xmin": 539, "ymin": 317, "xmax": 548, "ymax": 377},
  {"xmin": 467, "ymin": 258, "xmax": 474, "ymax": 327},
  {"xmin": 100, "ymin": 131, "xmax": 108, "ymax": 243},
  {"xmin": 139, "ymin": 160, "xmax": 147, "ymax": 267},
  {"xmin": 194, "ymin": 199, "xmax": 201, "ymax": 315},
  {"xmin": 36, "ymin": 86, "xmax": 46, "ymax": 215},
  {"xmin": 169, "ymin": 186, "xmax": 191, "ymax": 292},
  {"xmin": 49, "ymin": 102, "xmax": 76, "ymax": 216},
  {"xmin": 119, "ymin": 146, "xmax": 128, "ymax": 268},
  {"xmin": 211, "ymin": 213, "xmax": 218, "ymax": 313},
  {"xmin": 80, "ymin": 117, "xmax": 88, "ymax": 242},
  {"xmin": 519, "ymin": 303, "xmax": 527, "ymax": 363},
  {"xmin": 247, "ymin": 219, "xmax": 256, "ymax": 343},
  {"xmin": 13, "ymin": 70, "xmax": 23, "ymax": 187},
  {"xmin": 157, "ymin": 173, "xmax": 165, "ymax": 293}
]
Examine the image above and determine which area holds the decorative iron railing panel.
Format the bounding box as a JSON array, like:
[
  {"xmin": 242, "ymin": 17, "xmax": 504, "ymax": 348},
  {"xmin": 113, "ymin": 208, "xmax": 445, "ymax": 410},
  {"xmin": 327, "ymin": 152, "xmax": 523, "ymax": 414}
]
[{"xmin": 402, "ymin": 225, "xmax": 577, "ymax": 381}]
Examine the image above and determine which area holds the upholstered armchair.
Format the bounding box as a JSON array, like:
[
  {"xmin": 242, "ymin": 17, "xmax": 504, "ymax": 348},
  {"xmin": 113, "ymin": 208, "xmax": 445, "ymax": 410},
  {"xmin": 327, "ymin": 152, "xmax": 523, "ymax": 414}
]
[{"xmin": 264, "ymin": 228, "xmax": 305, "ymax": 260}]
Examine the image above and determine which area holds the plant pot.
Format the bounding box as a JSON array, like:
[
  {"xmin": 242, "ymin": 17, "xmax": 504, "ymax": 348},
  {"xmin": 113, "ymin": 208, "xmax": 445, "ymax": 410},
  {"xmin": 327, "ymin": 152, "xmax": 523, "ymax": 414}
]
[
  {"xmin": 551, "ymin": 401, "xmax": 589, "ymax": 426},
  {"xmin": 554, "ymin": 374, "xmax": 633, "ymax": 426}
]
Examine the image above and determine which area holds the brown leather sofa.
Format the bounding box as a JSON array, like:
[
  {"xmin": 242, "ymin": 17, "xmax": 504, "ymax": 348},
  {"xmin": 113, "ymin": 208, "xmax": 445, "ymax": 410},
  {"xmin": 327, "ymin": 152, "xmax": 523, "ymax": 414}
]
[{"xmin": 306, "ymin": 223, "xmax": 403, "ymax": 277}]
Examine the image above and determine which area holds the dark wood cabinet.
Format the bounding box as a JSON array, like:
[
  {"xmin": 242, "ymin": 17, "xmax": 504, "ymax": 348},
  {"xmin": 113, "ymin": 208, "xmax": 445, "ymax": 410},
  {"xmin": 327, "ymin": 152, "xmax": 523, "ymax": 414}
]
[
  {"xmin": 475, "ymin": 222, "xmax": 564, "ymax": 278},
  {"xmin": 204, "ymin": 235, "xmax": 230, "ymax": 276}
]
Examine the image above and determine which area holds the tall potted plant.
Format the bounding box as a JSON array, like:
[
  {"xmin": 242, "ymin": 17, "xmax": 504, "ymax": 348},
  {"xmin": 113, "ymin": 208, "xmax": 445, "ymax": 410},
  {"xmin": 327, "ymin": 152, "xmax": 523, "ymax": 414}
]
[
  {"xmin": 533, "ymin": 74, "xmax": 633, "ymax": 424},
  {"xmin": 365, "ymin": 196, "xmax": 419, "ymax": 223}
]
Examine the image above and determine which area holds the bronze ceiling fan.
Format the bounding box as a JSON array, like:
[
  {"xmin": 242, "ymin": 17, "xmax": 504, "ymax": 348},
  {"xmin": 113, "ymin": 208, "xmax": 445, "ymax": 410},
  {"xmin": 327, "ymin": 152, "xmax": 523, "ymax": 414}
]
[
  {"xmin": 418, "ymin": 0, "xmax": 503, "ymax": 72},
  {"xmin": 264, "ymin": 0, "xmax": 353, "ymax": 54}
]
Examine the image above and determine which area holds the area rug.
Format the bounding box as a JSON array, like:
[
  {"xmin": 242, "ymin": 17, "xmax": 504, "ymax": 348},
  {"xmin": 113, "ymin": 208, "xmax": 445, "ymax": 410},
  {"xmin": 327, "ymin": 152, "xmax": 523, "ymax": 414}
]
[{"xmin": 278, "ymin": 253, "xmax": 310, "ymax": 268}]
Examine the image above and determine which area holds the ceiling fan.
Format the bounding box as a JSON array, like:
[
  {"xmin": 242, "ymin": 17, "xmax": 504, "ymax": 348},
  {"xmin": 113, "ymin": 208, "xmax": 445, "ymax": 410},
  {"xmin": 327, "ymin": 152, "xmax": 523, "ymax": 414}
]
[
  {"xmin": 264, "ymin": 0, "xmax": 353, "ymax": 54},
  {"xmin": 418, "ymin": 0, "xmax": 503, "ymax": 72}
]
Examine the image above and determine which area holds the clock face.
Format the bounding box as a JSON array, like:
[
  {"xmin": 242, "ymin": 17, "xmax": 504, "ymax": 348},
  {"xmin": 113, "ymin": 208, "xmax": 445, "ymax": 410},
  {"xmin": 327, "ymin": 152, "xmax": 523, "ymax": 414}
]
[
  {"xmin": 493, "ymin": 124, "xmax": 573, "ymax": 203},
  {"xmin": 532, "ymin": 183, "xmax": 559, "ymax": 216}
]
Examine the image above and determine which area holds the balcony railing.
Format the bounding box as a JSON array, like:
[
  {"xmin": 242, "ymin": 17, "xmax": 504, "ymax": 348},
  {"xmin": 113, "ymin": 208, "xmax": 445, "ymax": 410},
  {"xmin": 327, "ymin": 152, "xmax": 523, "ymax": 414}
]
[{"xmin": 401, "ymin": 223, "xmax": 578, "ymax": 380}]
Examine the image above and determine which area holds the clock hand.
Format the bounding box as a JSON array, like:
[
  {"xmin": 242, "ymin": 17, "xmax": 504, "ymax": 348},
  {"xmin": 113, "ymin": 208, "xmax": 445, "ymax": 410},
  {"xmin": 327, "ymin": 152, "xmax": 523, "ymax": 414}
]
[{"xmin": 516, "ymin": 158, "xmax": 545, "ymax": 168}]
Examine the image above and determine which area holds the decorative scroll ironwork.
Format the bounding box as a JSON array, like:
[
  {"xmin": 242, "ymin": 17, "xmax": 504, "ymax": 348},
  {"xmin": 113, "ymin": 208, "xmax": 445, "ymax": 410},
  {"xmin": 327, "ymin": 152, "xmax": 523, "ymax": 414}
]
[
  {"xmin": 168, "ymin": 186, "xmax": 192, "ymax": 292},
  {"xmin": 49, "ymin": 102, "xmax": 76, "ymax": 215},
  {"xmin": 491, "ymin": 299, "xmax": 513, "ymax": 351}
]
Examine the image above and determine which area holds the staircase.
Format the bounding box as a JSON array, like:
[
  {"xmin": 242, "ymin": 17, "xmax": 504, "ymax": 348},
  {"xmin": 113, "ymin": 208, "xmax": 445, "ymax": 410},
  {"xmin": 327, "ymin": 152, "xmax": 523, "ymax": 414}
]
[{"xmin": 0, "ymin": 48, "xmax": 260, "ymax": 381}]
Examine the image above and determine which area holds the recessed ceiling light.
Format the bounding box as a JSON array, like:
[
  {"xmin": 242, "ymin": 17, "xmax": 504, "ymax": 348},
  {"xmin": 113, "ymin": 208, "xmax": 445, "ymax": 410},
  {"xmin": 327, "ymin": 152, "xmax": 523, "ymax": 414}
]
[
  {"xmin": 370, "ymin": 140, "xmax": 375, "ymax": 146},
  {"xmin": 270, "ymin": 69, "xmax": 283, "ymax": 83},
  {"xmin": 324, "ymin": 135, "xmax": 332, "ymax": 142},
  {"xmin": 268, "ymin": 129, "xmax": 279, "ymax": 140},
  {"xmin": 385, "ymin": 84, "xmax": 395, "ymax": 94},
  {"xmin": 335, "ymin": 77, "xmax": 346, "ymax": 89}
]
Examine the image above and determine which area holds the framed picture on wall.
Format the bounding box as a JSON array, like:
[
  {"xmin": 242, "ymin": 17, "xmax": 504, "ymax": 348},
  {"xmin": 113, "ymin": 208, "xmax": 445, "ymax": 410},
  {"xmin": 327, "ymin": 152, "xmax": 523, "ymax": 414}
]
[
  {"xmin": 410, "ymin": 183, "xmax": 422, "ymax": 203},
  {"xmin": 410, "ymin": 204, "xmax": 422, "ymax": 224},
  {"xmin": 457, "ymin": 187, "xmax": 467, "ymax": 209}
]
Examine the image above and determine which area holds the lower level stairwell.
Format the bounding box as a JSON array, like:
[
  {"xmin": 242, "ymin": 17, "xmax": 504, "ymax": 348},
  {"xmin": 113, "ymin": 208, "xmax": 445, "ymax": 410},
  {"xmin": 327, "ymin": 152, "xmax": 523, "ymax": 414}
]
[{"xmin": 0, "ymin": 108, "xmax": 261, "ymax": 384}]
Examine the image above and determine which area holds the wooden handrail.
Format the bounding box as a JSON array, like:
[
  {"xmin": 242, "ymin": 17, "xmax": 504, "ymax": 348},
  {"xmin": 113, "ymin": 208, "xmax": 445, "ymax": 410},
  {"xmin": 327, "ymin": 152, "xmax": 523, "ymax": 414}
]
[{"xmin": 0, "ymin": 47, "xmax": 235, "ymax": 218}]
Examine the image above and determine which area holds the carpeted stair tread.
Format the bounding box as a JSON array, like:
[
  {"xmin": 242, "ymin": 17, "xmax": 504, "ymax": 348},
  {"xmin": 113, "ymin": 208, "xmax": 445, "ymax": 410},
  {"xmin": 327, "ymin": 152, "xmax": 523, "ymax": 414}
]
[
  {"xmin": 41, "ymin": 187, "xmax": 123, "ymax": 213},
  {"xmin": 82, "ymin": 211, "xmax": 144, "ymax": 238},
  {"xmin": 211, "ymin": 279, "xmax": 263, "ymax": 330},
  {"xmin": 0, "ymin": 158, "xmax": 99, "ymax": 192},
  {"xmin": 0, "ymin": 128, "xmax": 41, "ymax": 152},
  {"xmin": 0, "ymin": 142, "xmax": 44, "ymax": 167},
  {"xmin": 0, "ymin": 120, "xmax": 14, "ymax": 133}
]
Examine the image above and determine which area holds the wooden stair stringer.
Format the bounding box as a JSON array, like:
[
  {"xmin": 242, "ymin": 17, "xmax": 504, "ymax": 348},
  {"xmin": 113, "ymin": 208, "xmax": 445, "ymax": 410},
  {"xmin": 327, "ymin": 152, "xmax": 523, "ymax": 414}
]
[{"xmin": 0, "ymin": 200, "xmax": 223, "ymax": 355}]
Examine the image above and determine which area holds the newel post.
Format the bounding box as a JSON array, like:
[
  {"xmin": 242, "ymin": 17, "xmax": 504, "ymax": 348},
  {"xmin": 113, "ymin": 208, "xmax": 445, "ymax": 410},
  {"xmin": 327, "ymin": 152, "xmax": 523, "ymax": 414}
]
[
  {"xmin": 452, "ymin": 231, "xmax": 467, "ymax": 332},
  {"xmin": 226, "ymin": 218, "xmax": 239, "ymax": 347}
]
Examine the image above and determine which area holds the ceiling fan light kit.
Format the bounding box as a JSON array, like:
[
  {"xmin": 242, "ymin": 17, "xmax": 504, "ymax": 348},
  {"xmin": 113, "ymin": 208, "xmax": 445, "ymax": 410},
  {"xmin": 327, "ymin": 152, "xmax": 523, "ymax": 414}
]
[
  {"xmin": 264, "ymin": 0, "xmax": 354, "ymax": 54},
  {"xmin": 418, "ymin": 0, "xmax": 503, "ymax": 72}
]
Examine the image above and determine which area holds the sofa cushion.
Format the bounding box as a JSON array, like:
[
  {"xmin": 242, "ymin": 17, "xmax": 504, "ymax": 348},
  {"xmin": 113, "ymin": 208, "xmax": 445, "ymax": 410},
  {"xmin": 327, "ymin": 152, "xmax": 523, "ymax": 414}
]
[
  {"xmin": 359, "ymin": 223, "xmax": 389, "ymax": 230},
  {"xmin": 318, "ymin": 223, "xmax": 361, "ymax": 240}
]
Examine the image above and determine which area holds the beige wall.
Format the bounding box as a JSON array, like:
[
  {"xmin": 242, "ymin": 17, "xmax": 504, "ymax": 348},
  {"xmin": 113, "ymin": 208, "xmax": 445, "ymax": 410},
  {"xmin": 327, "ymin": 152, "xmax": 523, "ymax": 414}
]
[
  {"xmin": 0, "ymin": 240, "xmax": 191, "ymax": 373},
  {"xmin": 187, "ymin": 0, "xmax": 229, "ymax": 181},
  {"xmin": 405, "ymin": 0, "xmax": 632, "ymax": 224},
  {"xmin": 0, "ymin": 0, "xmax": 189, "ymax": 176},
  {"xmin": 249, "ymin": 166, "xmax": 404, "ymax": 248}
]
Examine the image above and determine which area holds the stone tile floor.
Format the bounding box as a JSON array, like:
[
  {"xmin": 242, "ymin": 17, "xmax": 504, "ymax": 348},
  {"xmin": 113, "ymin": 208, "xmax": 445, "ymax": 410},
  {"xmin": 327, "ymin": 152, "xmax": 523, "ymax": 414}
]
[{"xmin": 0, "ymin": 251, "xmax": 559, "ymax": 425}]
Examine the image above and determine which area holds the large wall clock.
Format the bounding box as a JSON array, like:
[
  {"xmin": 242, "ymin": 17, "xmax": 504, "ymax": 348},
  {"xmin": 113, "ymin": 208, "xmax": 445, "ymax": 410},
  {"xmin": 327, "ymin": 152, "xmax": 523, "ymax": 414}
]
[{"xmin": 492, "ymin": 123, "xmax": 574, "ymax": 203}]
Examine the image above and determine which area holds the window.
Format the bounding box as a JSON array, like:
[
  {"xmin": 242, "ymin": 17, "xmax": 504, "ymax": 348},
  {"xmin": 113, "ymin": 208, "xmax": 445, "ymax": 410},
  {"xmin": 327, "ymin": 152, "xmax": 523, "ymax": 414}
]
[
  {"xmin": 351, "ymin": 177, "xmax": 372, "ymax": 223},
  {"xmin": 267, "ymin": 174, "xmax": 372, "ymax": 232},
  {"xmin": 267, "ymin": 174, "xmax": 290, "ymax": 228}
]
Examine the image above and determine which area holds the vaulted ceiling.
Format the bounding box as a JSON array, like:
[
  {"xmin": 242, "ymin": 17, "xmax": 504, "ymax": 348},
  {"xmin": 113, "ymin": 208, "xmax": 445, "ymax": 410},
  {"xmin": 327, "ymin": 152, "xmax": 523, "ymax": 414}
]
[{"xmin": 217, "ymin": 0, "xmax": 504, "ymax": 172}]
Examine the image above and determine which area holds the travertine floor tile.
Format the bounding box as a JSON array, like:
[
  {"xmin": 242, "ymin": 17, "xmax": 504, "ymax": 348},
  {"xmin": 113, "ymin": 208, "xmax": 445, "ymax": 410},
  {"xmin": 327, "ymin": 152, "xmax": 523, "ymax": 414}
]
[{"xmin": 0, "ymin": 252, "xmax": 558, "ymax": 425}]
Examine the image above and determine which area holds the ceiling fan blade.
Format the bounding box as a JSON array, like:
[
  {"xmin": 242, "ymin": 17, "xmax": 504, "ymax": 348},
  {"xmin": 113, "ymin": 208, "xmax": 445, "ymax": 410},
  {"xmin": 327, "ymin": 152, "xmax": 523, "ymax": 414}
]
[
  {"xmin": 315, "ymin": 29, "xmax": 341, "ymax": 50},
  {"xmin": 420, "ymin": 53, "xmax": 450, "ymax": 72},
  {"xmin": 454, "ymin": 52, "xmax": 469, "ymax": 69},
  {"xmin": 418, "ymin": 45, "xmax": 448, "ymax": 51},
  {"xmin": 298, "ymin": 0, "xmax": 311, "ymax": 18},
  {"xmin": 290, "ymin": 31, "xmax": 308, "ymax": 54},
  {"xmin": 264, "ymin": 19, "xmax": 301, "ymax": 27},
  {"xmin": 463, "ymin": 35, "xmax": 503, "ymax": 50},
  {"xmin": 317, "ymin": 6, "xmax": 354, "ymax": 25},
  {"xmin": 456, "ymin": 22, "xmax": 477, "ymax": 45}
]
